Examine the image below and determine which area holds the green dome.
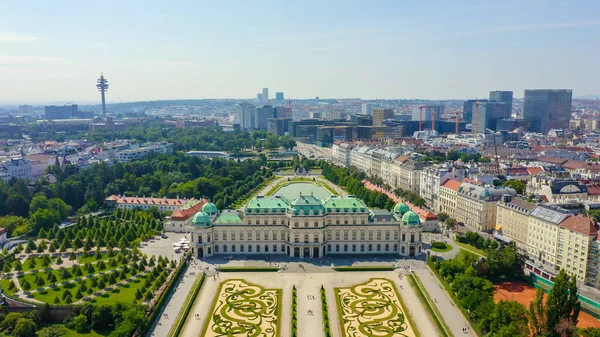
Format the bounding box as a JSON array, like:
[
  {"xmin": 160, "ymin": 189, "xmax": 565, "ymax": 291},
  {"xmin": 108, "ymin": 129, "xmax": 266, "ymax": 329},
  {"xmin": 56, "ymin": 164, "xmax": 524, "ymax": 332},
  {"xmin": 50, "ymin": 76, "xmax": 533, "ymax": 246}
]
[
  {"xmin": 401, "ymin": 211, "xmax": 420, "ymax": 226},
  {"xmin": 192, "ymin": 211, "xmax": 211, "ymax": 226},
  {"xmin": 202, "ymin": 202, "xmax": 218, "ymax": 215},
  {"xmin": 393, "ymin": 202, "xmax": 410, "ymax": 214}
]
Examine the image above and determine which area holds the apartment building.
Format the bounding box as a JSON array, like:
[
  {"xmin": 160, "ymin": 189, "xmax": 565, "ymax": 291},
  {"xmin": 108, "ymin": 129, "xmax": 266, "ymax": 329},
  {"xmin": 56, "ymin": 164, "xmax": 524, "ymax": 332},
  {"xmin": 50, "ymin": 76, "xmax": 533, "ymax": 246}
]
[
  {"xmin": 455, "ymin": 182, "xmax": 517, "ymax": 232},
  {"xmin": 116, "ymin": 142, "xmax": 174, "ymax": 163},
  {"xmin": 396, "ymin": 160, "xmax": 428, "ymax": 194},
  {"xmin": 526, "ymin": 205, "xmax": 570, "ymax": 274},
  {"xmin": 438, "ymin": 179, "xmax": 461, "ymax": 215},
  {"xmin": 526, "ymin": 176, "xmax": 588, "ymax": 203},
  {"xmin": 495, "ymin": 196, "xmax": 536, "ymax": 251},
  {"xmin": 557, "ymin": 216, "xmax": 598, "ymax": 283}
]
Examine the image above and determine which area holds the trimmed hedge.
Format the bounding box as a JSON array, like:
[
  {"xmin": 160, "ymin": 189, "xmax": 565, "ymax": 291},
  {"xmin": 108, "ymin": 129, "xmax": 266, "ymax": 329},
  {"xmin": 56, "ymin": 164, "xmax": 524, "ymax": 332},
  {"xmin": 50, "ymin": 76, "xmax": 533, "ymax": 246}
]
[
  {"xmin": 431, "ymin": 242, "xmax": 447, "ymax": 249},
  {"xmin": 333, "ymin": 266, "xmax": 395, "ymax": 272},
  {"xmin": 167, "ymin": 273, "xmax": 206, "ymax": 337},
  {"xmin": 138, "ymin": 259, "xmax": 187, "ymax": 337},
  {"xmin": 218, "ymin": 266, "xmax": 279, "ymax": 272},
  {"xmin": 291, "ymin": 285, "xmax": 298, "ymax": 337},
  {"xmin": 320, "ymin": 285, "xmax": 332, "ymax": 337}
]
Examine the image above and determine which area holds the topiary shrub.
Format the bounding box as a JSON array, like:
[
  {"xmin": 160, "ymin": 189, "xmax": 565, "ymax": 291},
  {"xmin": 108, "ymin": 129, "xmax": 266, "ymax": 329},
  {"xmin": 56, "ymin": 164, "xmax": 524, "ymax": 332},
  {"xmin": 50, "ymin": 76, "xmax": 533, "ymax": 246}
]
[{"xmin": 432, "ymin": 242, "xmax": 447, "ymax": 249}]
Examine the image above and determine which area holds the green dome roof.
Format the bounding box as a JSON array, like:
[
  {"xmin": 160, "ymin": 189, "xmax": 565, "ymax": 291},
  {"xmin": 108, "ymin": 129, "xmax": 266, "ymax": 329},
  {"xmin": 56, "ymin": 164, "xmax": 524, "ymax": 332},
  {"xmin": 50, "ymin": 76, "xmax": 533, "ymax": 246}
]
[
  {"xmin": 202, "ymin": 202, "xmax": 218, "ymax": 214},
  {"xmin": 192, "ymin": 211, "xmax": 211, "ymax": 226},
  {"xmin": 393, "ymin": 202, "xmax": 410, "ymax": 214},
  {"xmin": 401, "ymin": 211, "xmax": 420, "ymax": 225}
]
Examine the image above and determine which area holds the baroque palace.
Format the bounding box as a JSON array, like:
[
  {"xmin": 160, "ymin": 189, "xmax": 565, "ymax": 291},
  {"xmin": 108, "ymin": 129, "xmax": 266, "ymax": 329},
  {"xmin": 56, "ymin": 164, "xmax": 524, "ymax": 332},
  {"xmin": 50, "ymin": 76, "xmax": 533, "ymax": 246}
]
[{"xmin": 176, "ymin": 193, "xmax": 423, "ymax": 259}]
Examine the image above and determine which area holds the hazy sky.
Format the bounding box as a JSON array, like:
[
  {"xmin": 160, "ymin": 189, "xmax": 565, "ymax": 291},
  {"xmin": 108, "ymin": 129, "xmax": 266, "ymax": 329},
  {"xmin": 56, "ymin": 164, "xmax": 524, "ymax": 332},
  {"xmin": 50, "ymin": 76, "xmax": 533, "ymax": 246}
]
[{"xmin": 1, "ymin": 0, "xmax": 599, "ymax": 104}]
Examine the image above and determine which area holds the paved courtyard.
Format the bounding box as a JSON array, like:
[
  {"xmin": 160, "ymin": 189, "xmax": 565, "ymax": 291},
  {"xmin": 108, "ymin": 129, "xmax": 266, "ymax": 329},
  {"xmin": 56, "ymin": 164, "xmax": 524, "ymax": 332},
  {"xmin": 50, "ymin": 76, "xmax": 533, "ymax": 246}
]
[{"xmin": 179, "ymin": 268, "xmax": 439, "ymax": 337}]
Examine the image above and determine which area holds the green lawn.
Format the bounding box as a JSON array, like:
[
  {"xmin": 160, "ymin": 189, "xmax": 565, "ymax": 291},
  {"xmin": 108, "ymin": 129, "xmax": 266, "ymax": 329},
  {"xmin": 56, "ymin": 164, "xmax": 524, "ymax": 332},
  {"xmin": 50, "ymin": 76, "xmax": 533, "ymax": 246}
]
[
  {"xmin": 30, "ymin": 269, "xmax": 137, "ymax": 304},
  {"xmin": 431, "ymin": 243, "xmax": 454, "ymax": 253},
  {"xmin": 0, "ymin": 279, "xmax": 15, "ymax": 295},
  {"xmin": 89, "ymin": 275, "xmax": 147, "ymax": 305},
  {"xmin": 37, "ymin": 324, "xmax": 111, "ymax": 337},
  {"xmin": 18, "ymin": 259, "xmax": 125, "ymax": 289},
  {"xmin": 455, "ymin": 242, "xmax": 487, "ymax": 257},
  {"xmin": 15, "ymin": 256, "xmax": 44, "ymax": 271}
]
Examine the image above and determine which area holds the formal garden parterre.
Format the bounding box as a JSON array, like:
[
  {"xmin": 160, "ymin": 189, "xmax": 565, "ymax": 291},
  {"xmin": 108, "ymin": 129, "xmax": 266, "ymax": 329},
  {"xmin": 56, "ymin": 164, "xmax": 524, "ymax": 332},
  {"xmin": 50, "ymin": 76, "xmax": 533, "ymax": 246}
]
[
  {"xmin": 335, "ymin": 278, "xmax": 416, "ymax": 337},
  {"xmin": 200, "ymin": 279, "xmax": 282, "ymax": 337}
]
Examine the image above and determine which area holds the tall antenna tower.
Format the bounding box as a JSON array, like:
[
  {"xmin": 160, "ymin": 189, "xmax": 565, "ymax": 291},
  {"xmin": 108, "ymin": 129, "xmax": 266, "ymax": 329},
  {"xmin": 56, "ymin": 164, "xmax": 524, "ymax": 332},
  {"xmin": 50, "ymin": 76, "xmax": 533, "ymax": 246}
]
[{"xmin": 96, "ymin": 73, "xmax": 109, "ymax": 116}]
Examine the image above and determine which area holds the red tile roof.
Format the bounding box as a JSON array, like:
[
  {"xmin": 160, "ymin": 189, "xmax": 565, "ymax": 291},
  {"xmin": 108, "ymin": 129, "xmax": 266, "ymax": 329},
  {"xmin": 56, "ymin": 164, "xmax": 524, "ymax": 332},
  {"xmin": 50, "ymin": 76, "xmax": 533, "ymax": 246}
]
[
  {"xmin": 563, "ymin": 161, "xmax": 600, "ymax": 171},
  {"xmin": 105, "ymin": 195, "xmax": 189, "ymax": 206},
  {"xmin": 462, "ymin": 178, "xmax": 484, "ymax": 186},
  {"xmin": 362, "ymin": 180, "xmax": 437, "ymax": 220},
  {"xmin": 560, "ymin": 215, "xmax": 598, "ymax": 236},
  {"xmin": 527, "ymin": 167, "xmax": 544, "ymax": 175},
  {"xmin": 587, "ymin": 184, "xmax": 600, "ymax": 196},
  {"xmin": 171, "ymin": 199, "xmax": 209, "ymax": 220},
  {"xmin": 441, "ymin": 179, "xmax": 462, "ymax": 191},
  {"xmin": 538, "ymin": 157, "xmax": 569, "ymax": 165}
]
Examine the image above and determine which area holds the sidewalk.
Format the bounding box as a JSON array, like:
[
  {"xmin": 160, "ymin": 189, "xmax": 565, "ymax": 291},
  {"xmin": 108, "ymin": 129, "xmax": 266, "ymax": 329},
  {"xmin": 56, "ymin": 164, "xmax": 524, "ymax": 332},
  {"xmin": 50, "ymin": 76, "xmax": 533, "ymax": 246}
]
[
  {"xmin": 414, "ymin": 266, "xmax": 476, "ymax": 336},
  {"xmin": 147, "ymin": 263, "xmax": 201, "ymax": 337}
]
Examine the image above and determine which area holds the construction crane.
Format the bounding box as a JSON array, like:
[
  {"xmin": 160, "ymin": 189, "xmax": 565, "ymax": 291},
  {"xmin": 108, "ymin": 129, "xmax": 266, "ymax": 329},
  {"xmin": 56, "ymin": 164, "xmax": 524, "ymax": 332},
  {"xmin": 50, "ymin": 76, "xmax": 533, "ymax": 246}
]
[
  {"xmin": 419, "ymin": 106, "xmax": 425, "ymax": 131},
  {"xmin": 486, "ymin": 128, "xmax": 501, "ymax": 175},
  {"xmin": 455, "ymin": 111, "xmax": 460, "ymax": 134},
  {"xmin": 473, "ymin": 101, "xmax": 479, "ymax": 134}
]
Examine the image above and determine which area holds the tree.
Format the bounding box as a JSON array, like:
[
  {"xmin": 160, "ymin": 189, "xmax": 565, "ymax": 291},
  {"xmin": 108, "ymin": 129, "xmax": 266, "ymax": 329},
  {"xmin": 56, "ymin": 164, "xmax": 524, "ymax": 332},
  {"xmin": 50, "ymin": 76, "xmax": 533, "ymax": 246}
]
[
  {"xmin": 21, "ymin": 280, "xmax": 31, "ymax": 291},
  {"xmin": 54, "ymin": 296, "xmax": 60, "ymax": 304},
  {"xmin": 0, "ymin": 312, "xmax": 24, "ymax": 332},
  {"xmin": 71, "ymin": 314, "xmax": 88, "ymax": 333},
  {"xmin": 437, "ymin": 212, "xmax": 449, "ymax": 222},
  {"xmin": 55, "ymin": 255, "xmax": 63, "ymax": 265},
  {"xmin": 26, "ymin": 238, "xmax": 36, "ymax": 252},
  {"xmin": 480, "ymin": 300, "xmax": 530, "ymax": 337},
  {"xmin": 546, "ymin": 269, "xmax": 581, "ymax": 336},
  {"xmin": 35, "ymin": 276, "xmax": 45, "ymax": 287},
  {"xmin": 135, "ymin": 288, "xmax": 143, "ymax": 300},
  {"xmin": 445, "ymin": 217, "xmax": 457, "ymax": 229},
  {"xmin": 12, "ymin": 318, "xmax": 37, "ymax": 337},
  {"xmin": 502, "ymin": 180, "xmax": 526, "ymax": 195}
]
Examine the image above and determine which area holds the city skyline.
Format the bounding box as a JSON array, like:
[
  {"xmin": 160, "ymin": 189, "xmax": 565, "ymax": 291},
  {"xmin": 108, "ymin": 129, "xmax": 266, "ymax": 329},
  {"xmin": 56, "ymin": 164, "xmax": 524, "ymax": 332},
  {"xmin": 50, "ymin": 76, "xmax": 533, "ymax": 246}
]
[{"xmin": 1, "ymin": 0, "xmax": 600, "ymax": 103}]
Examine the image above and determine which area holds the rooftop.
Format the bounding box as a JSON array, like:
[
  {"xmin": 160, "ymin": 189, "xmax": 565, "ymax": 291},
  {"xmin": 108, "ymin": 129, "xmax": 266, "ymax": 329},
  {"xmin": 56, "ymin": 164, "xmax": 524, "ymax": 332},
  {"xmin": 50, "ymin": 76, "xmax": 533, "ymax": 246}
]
[{"xmin": 560, "ymin": 215, "xmax": 598, "ymax": 237}]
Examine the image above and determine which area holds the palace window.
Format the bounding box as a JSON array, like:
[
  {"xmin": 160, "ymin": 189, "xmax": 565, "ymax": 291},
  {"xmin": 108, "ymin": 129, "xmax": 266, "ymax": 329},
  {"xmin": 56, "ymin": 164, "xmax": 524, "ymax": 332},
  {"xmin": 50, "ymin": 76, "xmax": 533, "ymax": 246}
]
[
  {"xmin": 360, "ymin": 244, "xmax": 365, "ymax": 252},
  {"xmin": 385, "ymin": 231, "xmax": 390, "ymax": 240},
  {"xmin": 304, "ymin": 234, "xmax": 309, "ymax": 243},
  {"xmin": 335, "ymin": 231, "xmax": 340, "ymax": 240},
  {"xmin": 352, "ymin": 231, "xmax": 357, "ymax": 240},
  {"xmin": 344, "ymin": 231, "xmax": 348, "ymax": 240}
]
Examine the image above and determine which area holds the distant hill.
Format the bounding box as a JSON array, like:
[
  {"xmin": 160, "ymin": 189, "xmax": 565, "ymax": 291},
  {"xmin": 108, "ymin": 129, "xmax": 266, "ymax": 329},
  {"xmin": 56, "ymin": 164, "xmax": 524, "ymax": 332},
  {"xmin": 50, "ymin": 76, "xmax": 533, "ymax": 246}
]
[{"xmin": 575, "ymin": 95, "xmax": 600, "ymax": 100}]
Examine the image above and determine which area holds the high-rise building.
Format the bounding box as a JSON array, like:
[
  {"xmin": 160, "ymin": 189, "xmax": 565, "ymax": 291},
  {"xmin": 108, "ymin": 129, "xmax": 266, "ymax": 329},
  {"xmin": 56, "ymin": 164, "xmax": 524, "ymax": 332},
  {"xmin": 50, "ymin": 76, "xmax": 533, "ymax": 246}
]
[
  {"xmin": 262, "ymin": 88, "xmax": 269, "ymax": 102},
  {"xmin": 472, "ymin": 101, "xmax": 510, "ymax": 133},
  {"xmin": 44, "ymin": 105, "xmax": 78, "ymax": 120},
  {"xmin": 362, "ymin": 103, "xmax": 376, "ymax": 115},
  {"xmin": 411, "ymin": 105, "xmax": 444, "ymax": 123},
  {"xmin": 489, "ymin": 91, "xmax": 513, "ymax": 117},
  {"xmin": 19, "ymin": 105, "xmax": 34, "ymax": 115},
  {"xmin": 254, "ymin": 105, "xmax": 275, "ymax": 130},
  {"xmin": 275, "ymin": 92, "xmax": 284, "ymax": 101},
  {"xmin": 238, "ymin": 103, "xmax": 256, "ymax": 130},
  {"xmin": 524, "ymin": 89, "xmax": 572, "ymax": 134},
  {"xmin": 463, "ymin": 99, "xmax": 487, "ymax": 124},
  {"xmin": 372, "ymin": 108, "xmax": 394, "ymax": 127},
  {"xmin": 256, "ymin": 93, "xmax": 263, "ymax": 102}
]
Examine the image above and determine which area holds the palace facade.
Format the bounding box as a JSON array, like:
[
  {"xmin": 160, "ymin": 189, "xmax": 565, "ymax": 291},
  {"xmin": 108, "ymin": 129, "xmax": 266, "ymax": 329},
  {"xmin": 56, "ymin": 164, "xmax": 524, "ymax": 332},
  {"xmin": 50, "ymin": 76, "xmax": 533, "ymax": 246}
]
[{"xmin": 186, "ymin": 194, "xmax": 423, "ymax": 259}]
